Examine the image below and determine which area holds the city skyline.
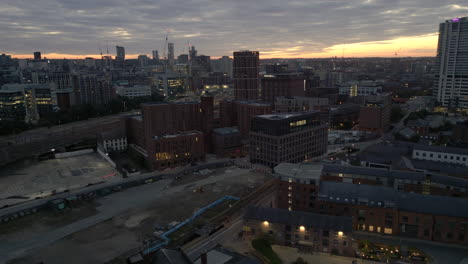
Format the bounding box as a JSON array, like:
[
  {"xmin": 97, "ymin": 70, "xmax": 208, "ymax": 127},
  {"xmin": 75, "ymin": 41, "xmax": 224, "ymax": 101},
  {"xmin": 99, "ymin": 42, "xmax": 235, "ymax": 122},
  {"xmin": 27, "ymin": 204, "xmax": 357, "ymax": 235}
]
[{"xmin": 1, "ymin": 0, "xmax": 466, "ymax": 59}]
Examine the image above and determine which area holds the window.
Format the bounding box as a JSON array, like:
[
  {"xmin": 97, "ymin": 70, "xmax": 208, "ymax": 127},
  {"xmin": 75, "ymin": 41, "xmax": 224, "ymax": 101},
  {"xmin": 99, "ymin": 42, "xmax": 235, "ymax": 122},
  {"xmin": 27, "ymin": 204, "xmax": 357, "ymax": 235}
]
[
  {"xmin": 384, "ymin": 228, "xmax": 392, "ymax": 234},
  {"xmin": 403, "ymin": 216, "xmax": 409, "ymax": 223},
  {"xmin": 323, "ymin": 230, "xmax": 330, "ymax": 237},
  {"xmin": 424, "ymin": 229, "xmax": 430, "ymax": 237},
  {"xmin": 377, "ymin": 227, "xmax": 381, "ymax": 233},
  {"xmin": 369, "ymin": 225, "xmax": 374, "ymax": 232},
  {"xmin": 322, "ymin": 239, "xmax": 329, "ymax": 246}
]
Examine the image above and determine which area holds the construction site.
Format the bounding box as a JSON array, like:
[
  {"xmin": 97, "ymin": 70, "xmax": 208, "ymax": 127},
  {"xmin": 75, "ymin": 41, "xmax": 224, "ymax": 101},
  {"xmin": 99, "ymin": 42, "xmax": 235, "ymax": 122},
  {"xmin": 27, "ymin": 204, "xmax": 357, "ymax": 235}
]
[{"xmin": 1, "ymin": 164, "xmax": 272, "ymax": 264}]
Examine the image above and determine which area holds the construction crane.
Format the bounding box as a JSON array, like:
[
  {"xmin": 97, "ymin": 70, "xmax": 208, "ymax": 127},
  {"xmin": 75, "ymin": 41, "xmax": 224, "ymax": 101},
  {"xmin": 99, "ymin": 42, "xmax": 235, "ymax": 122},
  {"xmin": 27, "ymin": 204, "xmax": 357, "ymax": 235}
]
[
  {"xmin": 162, "ymin": 29, "xmax": 170, "ymax": 60},
  {"xmin": 394, "ymin": 48, "xmax": 402, "ymax": 56}
]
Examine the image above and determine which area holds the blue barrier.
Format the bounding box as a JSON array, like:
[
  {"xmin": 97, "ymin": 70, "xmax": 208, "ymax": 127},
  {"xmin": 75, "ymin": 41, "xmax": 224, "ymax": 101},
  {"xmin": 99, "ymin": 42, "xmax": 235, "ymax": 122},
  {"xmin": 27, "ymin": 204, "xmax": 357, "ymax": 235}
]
[{"xmin": 142, "ymin": 195, "xmax": 240, "ymax": 255}]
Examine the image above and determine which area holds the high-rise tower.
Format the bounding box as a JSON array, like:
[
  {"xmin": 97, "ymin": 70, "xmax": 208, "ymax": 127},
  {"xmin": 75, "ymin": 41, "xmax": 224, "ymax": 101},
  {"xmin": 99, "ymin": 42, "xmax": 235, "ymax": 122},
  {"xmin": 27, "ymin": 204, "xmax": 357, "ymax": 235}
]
[
  {"xmin": 116, "ymin": 46, "xmax": 125, "ymax": 61},
  {"xmin": 435, "ymin": 17, "xmax": 468, "ymax": 109},
  {"xmin": 168, "ymin": 43, "xmax": 175, "ymax": 61},
  {"xmin": 233, "ymin": 51, "xmax": 260, "ymax": 100}
]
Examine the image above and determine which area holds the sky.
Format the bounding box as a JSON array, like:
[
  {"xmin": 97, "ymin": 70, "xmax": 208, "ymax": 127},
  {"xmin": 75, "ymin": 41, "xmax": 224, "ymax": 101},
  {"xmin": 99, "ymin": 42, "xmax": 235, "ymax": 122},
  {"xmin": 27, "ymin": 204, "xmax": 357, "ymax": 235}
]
[{"xmin": 1, "ymin": 0, "xmax": 467, "ymax": 59}]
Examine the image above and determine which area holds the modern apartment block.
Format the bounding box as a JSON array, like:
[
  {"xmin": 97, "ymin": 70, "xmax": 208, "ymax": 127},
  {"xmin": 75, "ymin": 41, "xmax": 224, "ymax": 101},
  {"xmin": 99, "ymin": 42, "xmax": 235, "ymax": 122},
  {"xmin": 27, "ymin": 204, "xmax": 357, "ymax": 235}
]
[
  {"xmin": 435, "ymin": 17, "xmax": 468, "ymax": 109},
  {"xmin": 249, "ymin": 111, "xmax": 328, "ymax": 167},
  {"xmin": 233, "ymin": 51, "xmax": 259, "ymax": 100}
]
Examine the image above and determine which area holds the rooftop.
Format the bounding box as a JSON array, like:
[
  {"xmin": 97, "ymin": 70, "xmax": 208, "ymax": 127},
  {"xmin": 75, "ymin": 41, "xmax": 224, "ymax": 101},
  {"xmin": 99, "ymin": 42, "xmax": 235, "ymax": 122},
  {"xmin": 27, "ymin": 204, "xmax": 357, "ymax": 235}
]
[
  {"xmin": 274, "ymin": 163, "xmax": 323, "ymax": 181},
  {"xmin": 319, "ymin": 181, "xmax": 468, "ymax": 219},
  {"xmin": 414, "ymin": 143, "xmax": 468, "ymax": 156},
  {"xmin": 257, "ymin": 111, "xmax": 319, "ymax": 121},
  {"xmin": 213, "ymin": 127, "xmax": 240, "ymax": 135},
  {"xmin": 245, "ymin": 206, "xmax": 353, "ymax": 232}
]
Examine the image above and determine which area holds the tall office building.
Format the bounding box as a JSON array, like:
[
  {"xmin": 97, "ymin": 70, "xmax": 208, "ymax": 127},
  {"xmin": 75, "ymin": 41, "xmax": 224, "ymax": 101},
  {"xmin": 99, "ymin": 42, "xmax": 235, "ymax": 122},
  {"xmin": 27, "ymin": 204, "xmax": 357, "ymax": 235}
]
[
  {"xmin": 233, "ymin": 51, "xmax": 259, "ymax": 100},
  {"xmin": 189, "ymin": 46, "xmax": 197, "ymax": 60},
  {"xmin": 116, "ymin": 46, "xmax": 125, "ymax": 61},
  {"xmin": 138, "ymin": 55, "xmax": 149, "ymax": 67},
  {"xmin": 152, "ymin": 50, "xmax": 159, "ymax": 60},
  {"xmin": 33, "ymin": 51, "xmax": 41, "ymax": 60},
  {"xmin": 435, "ymin": 17, "xmax": 468, "ymax": 109},
  {"xmin": 168, "ymin": 43, "xmax": 175, "ymax": 61}
]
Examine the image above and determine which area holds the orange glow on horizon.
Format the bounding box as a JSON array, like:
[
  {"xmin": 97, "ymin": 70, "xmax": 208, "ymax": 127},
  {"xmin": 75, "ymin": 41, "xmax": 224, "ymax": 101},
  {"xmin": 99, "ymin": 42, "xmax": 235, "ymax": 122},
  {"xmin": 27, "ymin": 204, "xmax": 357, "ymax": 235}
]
[{"xmin": 8, "ymin": 34, "xmax": 438, "ymax": 60}]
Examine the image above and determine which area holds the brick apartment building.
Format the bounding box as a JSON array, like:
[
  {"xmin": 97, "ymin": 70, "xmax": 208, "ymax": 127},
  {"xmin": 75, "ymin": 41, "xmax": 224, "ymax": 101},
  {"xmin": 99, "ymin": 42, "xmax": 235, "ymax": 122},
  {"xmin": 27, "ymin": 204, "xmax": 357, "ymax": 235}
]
[
  {"xmin": 243, "ymin": 206, "xmax": 355, "ymax": 256},
  {"xmin": 275, "ymin": 96, "xmax": 329, "ymax": 113},
  {"xmin": 219, "ymin": 99, "xmax": 273, "ymax": 139},
  {"xmin": 358, "ymin": 93, "xmax": 392, "ymax": 133},
  {"xmin": 123, "ymin": 99, "xmax": 212, "ymax": 171},
  {"xmin": 233, "ymin": 51, "xmax": 260, "ymax": 100},
  {"xmin": 261, "ymin": 73, "xmax": 306, "ymax": 104},
  {"xmin": 249, "ymin": 112, "xmax": 328, "ymax": 168},
  {"xmin": 273, "ymin": 163, "xmax": 468, "ymax": 246},
  {"xmin": 211, "ymin": 127, "xmax": 243, "ymax": 156}
]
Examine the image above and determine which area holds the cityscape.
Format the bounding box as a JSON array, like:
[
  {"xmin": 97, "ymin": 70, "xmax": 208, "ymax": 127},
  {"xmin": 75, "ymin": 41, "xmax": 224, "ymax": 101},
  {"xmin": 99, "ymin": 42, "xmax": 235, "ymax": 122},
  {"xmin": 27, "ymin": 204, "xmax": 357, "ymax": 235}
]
[{"xmin": 0, "ymin": 3, "xmax": 467, "ymax": 264}]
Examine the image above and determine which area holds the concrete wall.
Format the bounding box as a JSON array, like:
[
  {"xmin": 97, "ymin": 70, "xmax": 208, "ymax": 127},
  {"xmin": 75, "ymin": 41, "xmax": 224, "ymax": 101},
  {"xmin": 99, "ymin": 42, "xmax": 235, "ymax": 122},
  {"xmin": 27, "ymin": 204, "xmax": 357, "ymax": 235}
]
[
  {"xmin": 97, "ymin": 148, "xmax": 117, "ymax": 168},
  {"xmin": 54, "ymin": 149, "xmax": 93, "ymax": 159}
]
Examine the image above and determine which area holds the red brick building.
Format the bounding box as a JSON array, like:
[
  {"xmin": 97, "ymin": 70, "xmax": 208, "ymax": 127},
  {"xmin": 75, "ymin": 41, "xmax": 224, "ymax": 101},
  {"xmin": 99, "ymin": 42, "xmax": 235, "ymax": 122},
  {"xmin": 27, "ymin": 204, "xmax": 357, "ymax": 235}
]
[
  {"xmin": 243, "ymin": 206, "xmax": 355, "ymax": 256},
  {"xmin": 358, "ymin": 93, "xmax": 392, "ymax": 133},
  {"xmin": 261, "ymin": 73, "xmax": 305, "ymax": 104},
  {"xmin": 236, "ymin": 101, "xmax": 272, "ymax": 139},
  {"xmin": 219, "ymin": 99, "xmax": 273, "ymax": 139},
  {"xmin": 273, "ymin": 163, "xmax": 468, "ymax": 246},
  {"xmin": 211, "ymin": 127, "xmax": 243, "ymax": 156},
  {"xmin": 233, "ymin": 51, "xmax": 260, "ymax": 100},
  {"xmin": 124, "ymin": 100, "xmax": 212, "ymax": 171}
]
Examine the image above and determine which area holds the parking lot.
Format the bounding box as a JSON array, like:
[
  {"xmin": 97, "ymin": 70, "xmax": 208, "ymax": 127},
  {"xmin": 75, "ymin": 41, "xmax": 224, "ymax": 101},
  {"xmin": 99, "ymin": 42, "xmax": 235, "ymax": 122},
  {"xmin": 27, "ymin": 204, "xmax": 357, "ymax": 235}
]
[{"xmin": 0, "ymin": 153, "xmax": 120, "ymax": 207}]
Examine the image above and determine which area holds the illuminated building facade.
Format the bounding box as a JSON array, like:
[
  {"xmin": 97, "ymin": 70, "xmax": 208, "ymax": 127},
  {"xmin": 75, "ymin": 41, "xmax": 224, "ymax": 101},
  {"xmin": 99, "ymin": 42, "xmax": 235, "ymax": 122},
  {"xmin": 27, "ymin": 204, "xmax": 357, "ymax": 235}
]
[
  {"xmin": 249, "ymin": 111, "xmax": 328, "ymax": 167},
  {"xmin": 435, "ymin": 17, "xmax": 468, "ymax": 109},
  {"xmin": 0, "ymin": 83, "xmax": 56, "ymax": 122}
]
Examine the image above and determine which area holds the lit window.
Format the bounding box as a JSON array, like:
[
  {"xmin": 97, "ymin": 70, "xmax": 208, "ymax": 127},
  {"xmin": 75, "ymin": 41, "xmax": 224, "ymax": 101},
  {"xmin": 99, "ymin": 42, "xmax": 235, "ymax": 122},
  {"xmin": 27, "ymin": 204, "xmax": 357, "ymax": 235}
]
[{"xmin": 384, "ymin": 228, "xmax": 392, "ymax": 234}]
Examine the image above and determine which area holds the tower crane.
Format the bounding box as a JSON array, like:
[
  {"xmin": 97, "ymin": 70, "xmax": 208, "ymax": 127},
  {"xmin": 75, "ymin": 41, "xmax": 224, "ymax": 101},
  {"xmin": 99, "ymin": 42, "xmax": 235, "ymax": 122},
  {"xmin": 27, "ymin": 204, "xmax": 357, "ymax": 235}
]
[{"xmin": 394, "ymin": 48, "xmax": 402, "ymax": 56}]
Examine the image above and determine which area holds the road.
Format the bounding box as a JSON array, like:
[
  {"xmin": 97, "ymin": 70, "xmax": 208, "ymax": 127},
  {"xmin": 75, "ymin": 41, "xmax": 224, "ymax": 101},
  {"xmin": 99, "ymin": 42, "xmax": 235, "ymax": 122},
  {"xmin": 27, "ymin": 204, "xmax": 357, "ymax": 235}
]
[{"xmin": 0, "ymin": 167, "xmax": 247, "ymax": 263}]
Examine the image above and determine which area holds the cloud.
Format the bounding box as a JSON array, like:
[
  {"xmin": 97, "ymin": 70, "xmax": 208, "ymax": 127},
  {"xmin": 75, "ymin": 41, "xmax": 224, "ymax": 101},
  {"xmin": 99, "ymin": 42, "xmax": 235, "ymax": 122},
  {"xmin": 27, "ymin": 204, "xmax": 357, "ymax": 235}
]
[{"xmin": 0, "ymin": 0, "xmax": 465, "ymax": 58}]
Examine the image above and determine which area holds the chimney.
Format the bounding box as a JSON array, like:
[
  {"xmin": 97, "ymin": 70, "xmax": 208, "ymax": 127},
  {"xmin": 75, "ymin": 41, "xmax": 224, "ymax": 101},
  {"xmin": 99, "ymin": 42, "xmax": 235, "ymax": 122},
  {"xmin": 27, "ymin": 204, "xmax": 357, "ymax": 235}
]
[{"xmin": 200, "ymin": 250, "xmax": 207, "ymax": 264}]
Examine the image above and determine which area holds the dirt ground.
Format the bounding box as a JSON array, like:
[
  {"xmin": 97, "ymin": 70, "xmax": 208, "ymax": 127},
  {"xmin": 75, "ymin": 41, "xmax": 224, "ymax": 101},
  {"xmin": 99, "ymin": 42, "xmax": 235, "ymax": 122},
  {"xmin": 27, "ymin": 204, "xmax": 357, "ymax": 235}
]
[
  {"xmin": 0, "ymin": 153, "xmax": 120, "ymax": 207},
  {"xmin": 6, "ymin": 167, "xmax": 267, "ymax": 264}
]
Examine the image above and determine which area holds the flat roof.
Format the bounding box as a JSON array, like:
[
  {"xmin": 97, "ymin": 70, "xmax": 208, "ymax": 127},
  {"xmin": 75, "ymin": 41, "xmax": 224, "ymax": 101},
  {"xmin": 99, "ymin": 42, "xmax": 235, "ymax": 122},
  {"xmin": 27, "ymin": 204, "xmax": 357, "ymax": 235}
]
[
  {"xmin": 319, "ymin": 181, "xmax": 468, "ymax": 219},
  {"xmin": 274, "ymin": 163, "xmax": 323, "ymax": 181},
  {"xmin": 414, "ymin": 144, "xmax": 468, "ymax": 156},
  {"xmin": 257, "ymin": 111, "xmax": 319, "ymax": 120},
  {"xmin": 213, "ymin": 127, "xmax": 239, "ymax": 135}
]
